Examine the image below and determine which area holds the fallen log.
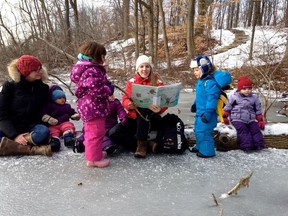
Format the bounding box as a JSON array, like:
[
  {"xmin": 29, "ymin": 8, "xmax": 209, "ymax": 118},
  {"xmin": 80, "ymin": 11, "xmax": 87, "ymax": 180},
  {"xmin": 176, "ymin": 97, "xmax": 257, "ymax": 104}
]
[{"xmin": 184, "ymin": 123, "xmax": 288, "ymax": 151}]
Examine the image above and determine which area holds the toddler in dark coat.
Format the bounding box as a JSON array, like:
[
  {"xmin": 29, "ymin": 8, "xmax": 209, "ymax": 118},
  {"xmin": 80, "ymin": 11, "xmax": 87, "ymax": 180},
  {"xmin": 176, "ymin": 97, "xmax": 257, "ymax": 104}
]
[
  {"xmin": 41, "ymin": 85, "xmax": 80, "ymax": 150},
  {"xmin": 223, "ymin": 76, "xmax": 265, "ymax": 152}
]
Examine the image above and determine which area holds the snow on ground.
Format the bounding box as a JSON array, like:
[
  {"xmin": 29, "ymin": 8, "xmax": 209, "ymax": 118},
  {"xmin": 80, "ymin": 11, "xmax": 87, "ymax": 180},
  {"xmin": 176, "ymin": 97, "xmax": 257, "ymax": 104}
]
[{"xmin": 212, "ymin": 27, "xmax": 288, "ymax": 69}]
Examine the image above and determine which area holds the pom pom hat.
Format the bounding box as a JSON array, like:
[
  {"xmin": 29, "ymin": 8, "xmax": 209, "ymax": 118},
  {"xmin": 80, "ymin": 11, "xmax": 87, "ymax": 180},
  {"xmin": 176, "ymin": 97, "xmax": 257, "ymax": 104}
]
[
  {"xmin": 135, "ymin": 55, "xmax": 153, "ymax": 71},
  {"xmin": 190, "ymin": 55, "xmax": 212, "ymax": 75},
  {"xmin": 237, "ymin": 76, "xmax": 253, "ymax": 91},
  {"xmin": 16, "ymin": 55, "xmax": 42, "ymax": 77},
  {"xmin": 51, "ymin": 89, "xmax": 66, "ymax": 102}
]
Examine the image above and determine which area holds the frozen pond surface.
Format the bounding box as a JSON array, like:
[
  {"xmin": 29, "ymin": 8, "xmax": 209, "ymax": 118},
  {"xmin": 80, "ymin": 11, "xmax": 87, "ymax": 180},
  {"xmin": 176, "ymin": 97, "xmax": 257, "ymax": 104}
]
[
  {"xmin": 1, "ymin": 90, "xmax": 288, "ymax": 216},
  {"xmin": 1, "ymin": 147, "xmax": 288, "ymax": 216}
]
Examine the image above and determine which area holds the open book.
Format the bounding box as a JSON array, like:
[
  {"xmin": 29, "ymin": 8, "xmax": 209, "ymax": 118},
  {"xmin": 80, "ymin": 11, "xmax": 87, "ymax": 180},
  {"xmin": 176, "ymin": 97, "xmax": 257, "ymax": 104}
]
[{"xmin": 132, "ymin": 83, "xmax": 182, "ymax": 108}]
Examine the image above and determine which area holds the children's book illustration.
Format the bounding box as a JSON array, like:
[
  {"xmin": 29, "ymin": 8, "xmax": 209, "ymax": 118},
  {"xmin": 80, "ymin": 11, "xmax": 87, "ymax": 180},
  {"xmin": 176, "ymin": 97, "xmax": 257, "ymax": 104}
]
[{"xmin": 132, "ymin": 83, "xmax": 182, "ymax": 108}]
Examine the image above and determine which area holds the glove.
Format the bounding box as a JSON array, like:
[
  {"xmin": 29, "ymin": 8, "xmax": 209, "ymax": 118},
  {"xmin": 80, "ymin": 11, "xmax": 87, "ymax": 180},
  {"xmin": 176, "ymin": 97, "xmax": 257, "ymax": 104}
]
[
  {"xmin": 201, "ymin": 109, "xmax": 214, "ymax": 123},
  {"xmin": 42, "ymin": 114, "xmax": 58, "ymax": 125},
  {"xmin": 223, "ymin": 111, "xmax": 230, "ymax": 125},
  {"xmin": 106, "ymin": 81, "xmax": 114, "ymax": 96},
  {"xmin": 190, "ymin": 103, "xmax": 196, "ymax": 113},
  {"xmin": 71, "ymin": 113, "xmax": 80, "ymax": 120},
  {"xmin": 256, "ymin": 114, "xmax": 265, "ymax": 130}
]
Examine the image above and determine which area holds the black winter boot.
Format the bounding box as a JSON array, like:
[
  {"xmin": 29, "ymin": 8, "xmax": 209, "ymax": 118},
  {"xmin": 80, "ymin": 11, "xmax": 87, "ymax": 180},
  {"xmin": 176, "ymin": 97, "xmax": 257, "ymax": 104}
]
[
  {"xmin": 49, "ymin": 137, "xmax": 61, "ymax": 152},
  {"xmin": 73, "ymin": 139, "xmax": 85, "ymax": 153},
  {"xmin": 63, "ymin": 132, "xmax": 76, "ymax": 148}
]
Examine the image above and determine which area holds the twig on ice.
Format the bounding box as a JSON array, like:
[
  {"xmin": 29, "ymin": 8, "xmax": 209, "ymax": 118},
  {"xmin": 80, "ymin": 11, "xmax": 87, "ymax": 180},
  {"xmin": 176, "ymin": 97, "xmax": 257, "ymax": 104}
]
[
  {"xmin": 212, "ymin": 193, "xmax": 219, "ymax": 206},
  {"xmin": 227, "ymin": 171, "xmax": 253, "ymax": 195}
]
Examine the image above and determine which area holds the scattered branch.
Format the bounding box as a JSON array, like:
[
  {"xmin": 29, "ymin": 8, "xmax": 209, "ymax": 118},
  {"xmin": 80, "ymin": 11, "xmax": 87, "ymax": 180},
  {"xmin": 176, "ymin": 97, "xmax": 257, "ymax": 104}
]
[
  {"xmin": 227, "ymin": 171, "xmax": 253, "ymax": 196},
  {"xmin": 220, "ymin": 208, "xmax": 223, "ymax": 216},
  {"xmin": 212, "ymin": 193, "xmax": 219, "ymax": 206}
]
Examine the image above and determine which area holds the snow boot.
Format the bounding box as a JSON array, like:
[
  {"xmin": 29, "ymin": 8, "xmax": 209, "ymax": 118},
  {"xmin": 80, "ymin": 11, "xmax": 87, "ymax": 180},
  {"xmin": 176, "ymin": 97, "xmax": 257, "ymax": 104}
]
[
  {"xmin": 86, "ymin": 159, "xmax": 110, "ymax": 168},
  {"xmin": 0, "ymin": 137, "xmax": 52, "ymax": 157},
  {"xmin": 63, "ymin": 131, "xmax": 76, "ymax": 148},
  {"xmin": 134, "ymin": 140, "xmax": 147, "ymax": 158},
  {"xmin": 103, "ymin": 144, "xmax": 118, "ymax": 155},
  {"xmin": 49, "ymin": 137, "xmax": 61, "ymax": 152},
  {"xmin": 73, "ymin": 139, "xmax": 85, "ymax": 153}
]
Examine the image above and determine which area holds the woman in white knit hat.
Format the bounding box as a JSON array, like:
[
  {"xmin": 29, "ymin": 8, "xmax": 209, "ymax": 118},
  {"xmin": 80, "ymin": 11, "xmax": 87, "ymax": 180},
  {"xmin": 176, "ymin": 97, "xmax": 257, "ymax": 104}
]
[{"xmin": 119, "ymin": 55, "xmax": 167, "ymax": 158}]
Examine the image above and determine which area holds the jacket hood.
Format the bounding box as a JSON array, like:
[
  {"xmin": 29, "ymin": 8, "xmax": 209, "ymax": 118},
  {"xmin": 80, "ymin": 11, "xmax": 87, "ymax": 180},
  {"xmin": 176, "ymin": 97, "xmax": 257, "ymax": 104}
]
[{"xmin": 7, "ymin": 58, "xmax": 48, "ymax": 83}]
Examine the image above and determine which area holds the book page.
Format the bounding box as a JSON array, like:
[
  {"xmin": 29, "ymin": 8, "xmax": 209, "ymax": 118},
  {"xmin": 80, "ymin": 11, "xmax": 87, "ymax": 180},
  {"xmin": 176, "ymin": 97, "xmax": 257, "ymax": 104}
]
[{"xmin": 132, "ymin": 83, "xmax": 182, "ymax": 108}]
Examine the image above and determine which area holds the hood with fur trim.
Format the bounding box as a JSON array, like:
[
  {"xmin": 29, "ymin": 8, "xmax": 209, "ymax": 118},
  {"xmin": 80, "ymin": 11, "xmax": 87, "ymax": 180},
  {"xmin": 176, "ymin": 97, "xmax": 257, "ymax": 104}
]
[{"xmin": 7, "ymin": 59, "xmax": 48, "ymax": 83}]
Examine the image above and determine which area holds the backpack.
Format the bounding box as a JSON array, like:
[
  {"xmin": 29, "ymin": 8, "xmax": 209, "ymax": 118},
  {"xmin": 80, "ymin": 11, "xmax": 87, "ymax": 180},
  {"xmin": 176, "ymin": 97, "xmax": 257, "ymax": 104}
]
[
  {"xmin": 204, "ymin": 70, "xmax": 232, "ymax": 123},
  {"xmin": 156, "ymin": 113, "xmax": 188, "ymax": 154}
]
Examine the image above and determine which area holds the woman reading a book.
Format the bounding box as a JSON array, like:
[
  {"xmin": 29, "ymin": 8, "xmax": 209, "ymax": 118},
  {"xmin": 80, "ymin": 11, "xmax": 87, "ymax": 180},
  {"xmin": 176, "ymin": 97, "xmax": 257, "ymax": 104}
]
[{"xmin": 120, "ymin": 55, "xmax": 167, "ymax": 158}]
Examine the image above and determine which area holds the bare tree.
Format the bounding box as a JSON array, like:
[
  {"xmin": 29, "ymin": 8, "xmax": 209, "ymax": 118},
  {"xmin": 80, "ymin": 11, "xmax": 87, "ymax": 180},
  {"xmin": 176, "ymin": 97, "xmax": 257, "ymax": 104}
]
[
  {"xmin": 187, "ymin": 0, "xmax": 196, "ymax": 58},
  {"xmin": 158, "ymin": 0, "xmax": 172, "ymax": 72}
]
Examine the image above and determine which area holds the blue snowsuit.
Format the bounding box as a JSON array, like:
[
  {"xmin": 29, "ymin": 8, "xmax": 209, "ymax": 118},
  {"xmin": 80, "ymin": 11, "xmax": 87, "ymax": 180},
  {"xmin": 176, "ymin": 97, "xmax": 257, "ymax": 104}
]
[
  {"xmin": 193, "ymin": 71, "xmax": 232, "ymax": 157},
  {"xmin": 194, "ymin": 75, "xmax": 220, "ymax": 156}
]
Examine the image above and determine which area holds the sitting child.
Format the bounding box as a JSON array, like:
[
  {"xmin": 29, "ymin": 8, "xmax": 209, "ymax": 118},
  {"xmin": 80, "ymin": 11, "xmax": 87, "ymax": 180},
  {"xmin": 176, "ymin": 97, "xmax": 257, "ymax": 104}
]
[
  {"xmin": 42, "ymin": 85, "xmax": 80, "ymax": 150},
  {"xmin": 75, "ymin": 87, "xmax": 127, "ymax": 155},
  {"xmin": 223, "ymin": 76, "xmax": 265, "ymax": 152}
]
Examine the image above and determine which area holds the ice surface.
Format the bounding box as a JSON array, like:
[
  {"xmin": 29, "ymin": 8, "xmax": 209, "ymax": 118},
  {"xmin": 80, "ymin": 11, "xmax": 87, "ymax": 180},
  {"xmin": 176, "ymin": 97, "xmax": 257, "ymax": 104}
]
[{"xmin": 1, "ymin": 146, "xmax": 288, "ymax": 216}]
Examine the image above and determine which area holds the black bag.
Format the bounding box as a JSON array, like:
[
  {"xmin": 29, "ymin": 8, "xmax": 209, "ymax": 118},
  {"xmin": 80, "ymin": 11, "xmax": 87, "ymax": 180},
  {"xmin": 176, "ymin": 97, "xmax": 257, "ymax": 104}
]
[{"xmin": 156, "ymin": 114, "xmax": 188, "ymax": 154}]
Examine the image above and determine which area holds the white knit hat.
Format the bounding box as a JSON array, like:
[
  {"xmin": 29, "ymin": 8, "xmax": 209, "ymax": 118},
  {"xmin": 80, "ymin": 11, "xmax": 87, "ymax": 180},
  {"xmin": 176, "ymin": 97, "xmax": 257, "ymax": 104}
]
[{"xmin": 135, "ymin": 55, "xmax": 153, "ymax": 70}]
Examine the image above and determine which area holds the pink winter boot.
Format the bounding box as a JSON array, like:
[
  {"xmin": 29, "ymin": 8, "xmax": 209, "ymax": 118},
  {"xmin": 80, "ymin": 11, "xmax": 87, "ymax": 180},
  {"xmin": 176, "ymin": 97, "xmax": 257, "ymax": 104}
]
[
  {"xmin": 86, "ymin": 159, "xmax": 110, "ymax": 168},
  {"xmin": 86, "ymin": 151, "xmax": 109, "ymax": 168}
]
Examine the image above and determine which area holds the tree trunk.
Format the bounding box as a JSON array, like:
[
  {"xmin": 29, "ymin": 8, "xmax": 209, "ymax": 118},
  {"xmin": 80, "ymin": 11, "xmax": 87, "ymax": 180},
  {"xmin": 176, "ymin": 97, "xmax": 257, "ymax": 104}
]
[
  {"xmin": 187, "ymin": 0, "xmax": 196, "ymax": 59},
  {"xmin": 249, "ymin": 0, "xmax": 257, "ymax": 60},
  {"xmin": 158, "ymin": 0, "xmax": 171, "ymax": 72},
  {"xmin": 123, "ymin": 0, "xmax": 130, "ymax": 40}
]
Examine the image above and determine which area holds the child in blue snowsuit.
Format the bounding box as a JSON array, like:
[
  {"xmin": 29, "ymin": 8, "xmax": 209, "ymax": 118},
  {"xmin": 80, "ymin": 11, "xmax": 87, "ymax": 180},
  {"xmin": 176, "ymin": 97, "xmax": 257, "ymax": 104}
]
[{"xmin": 190, "ymin": 55, "xmax": 231, "ymax": 158}]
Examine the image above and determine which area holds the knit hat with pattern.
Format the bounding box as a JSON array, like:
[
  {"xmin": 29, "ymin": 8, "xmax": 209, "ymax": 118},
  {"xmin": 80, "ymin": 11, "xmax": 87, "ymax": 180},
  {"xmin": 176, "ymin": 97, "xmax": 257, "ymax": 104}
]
[{"xmin": 16, "ymin": 55, "xmax": 42, "ymax": 77}]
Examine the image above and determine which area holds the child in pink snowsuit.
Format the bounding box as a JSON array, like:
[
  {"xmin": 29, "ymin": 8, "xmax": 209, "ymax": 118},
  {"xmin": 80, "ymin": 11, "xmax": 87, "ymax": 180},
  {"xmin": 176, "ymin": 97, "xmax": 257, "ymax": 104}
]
[{"xmin": 70, "ymin": 41, "xmax": 113, "ymax": 168}]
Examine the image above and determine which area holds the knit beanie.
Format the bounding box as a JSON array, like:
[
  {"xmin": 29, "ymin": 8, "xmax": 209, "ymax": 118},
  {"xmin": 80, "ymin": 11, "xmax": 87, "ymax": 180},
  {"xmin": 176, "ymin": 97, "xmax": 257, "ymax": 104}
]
[
  {"xmin": 237, "ymin": 76, "xmax": 253, "ymax": 91},
  {"xmin": 135, "ymin": 55, "xmax": 153, "ymax": 71},
  {"xmin": 51, "ymin": 89, "xmax": 66, "ymax": 102},
  {"xmin": 16, "ymin": 55, "xmax": 42, "ymax": 77}
]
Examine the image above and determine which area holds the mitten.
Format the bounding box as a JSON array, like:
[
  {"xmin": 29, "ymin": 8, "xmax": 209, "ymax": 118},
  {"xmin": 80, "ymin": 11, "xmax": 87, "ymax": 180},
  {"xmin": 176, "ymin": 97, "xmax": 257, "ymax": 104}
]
[
  {"xmin": 42, "ymin": 114, "xmax": 58, "ymax": 125},
  {"xmin": 190, "ymin": 103, "xmax": 196, "ymax": 113},
  {"xmin": 201, "ymin": 109, "xmax": 214, "ymax": 123},
  {"xmin": 256, "ymin": 114, "xmax": 265, "ymax": 130},
  {"xmin": 71, "ymin": 113, "xmax": 80, "ymax": 120},
  {"xmin": 223, "ymin": 111, "xmax": 230, "ymax": 125}
]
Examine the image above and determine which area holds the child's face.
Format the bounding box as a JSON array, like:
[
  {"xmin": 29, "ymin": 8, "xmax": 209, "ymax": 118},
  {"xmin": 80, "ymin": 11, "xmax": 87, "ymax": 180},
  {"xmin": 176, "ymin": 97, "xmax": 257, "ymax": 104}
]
[
  {"xmin": 240, "ymin": 87, "xmax": 252, "ymax": 96},
  {"xmin": 137, "ymin": 63, "xmax": 151, "ymax": 78},
  {"xmin": 55, "ymin": 97, "xmax": 66, "ymax": 105},
  {"xmin": 192, "ymin": 67, "xmax": 202, "ymax": 79}
]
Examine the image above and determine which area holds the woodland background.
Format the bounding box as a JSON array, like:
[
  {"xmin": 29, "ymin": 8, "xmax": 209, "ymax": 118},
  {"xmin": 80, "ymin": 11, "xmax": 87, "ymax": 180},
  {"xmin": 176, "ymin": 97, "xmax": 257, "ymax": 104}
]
[{"xmin": 1, "ymin": 0, "xmax": 288, "ymax": 92}]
